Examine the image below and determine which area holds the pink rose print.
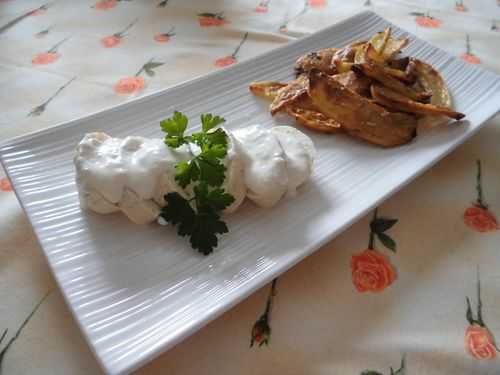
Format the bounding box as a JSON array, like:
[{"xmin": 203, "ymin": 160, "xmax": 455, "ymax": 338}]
[
  {"xmin": 463, "ymin": 160, "xmax": 498, "ymax": 232},
  {"xmin": 455, "ymin": 0, "xmax": 467, "ymax": 12},
  {"xmin": 308, "ymin": 0, "xmax": 326, "ymax": 7},
  {"xmin": 410, "ymin": 12, "xmax": 443, "ymax": 28},
  {"xmin": 215, "ymin": 32, "xmax": 248, "ymax": 68},
  {"xmin": 250, "ymin": 279, "xmax": 277, "ymax": 347},
  {"xmin": 114, "ymin": 58, "xmax": 164, "ymax": 95},
  {"xmin": 94, "ymin": 0, "xmax": 117, "ymax": 10},
  {"xmin": 29, "ymin": 4, "xmax": 50, "ymax": 16},
  {"xmin": 465, "ymin": 267, "xmax": 499, "ymax": 359},
  {"xmin": 154, "ymin": 27, "xmax": 175, "ymax": 43},
  {"xmin": 198, "ymin": 12, "xmax": 229, "ymax": 27},
  {"xmin": 255, "ymin": 0, "xmax": 270, "ymax": 13},
  {"xmin": 351, "ymin": 208, "xmax": 398, "ymax": 293},
  {"xmin": 32, "ymin": 37, "xmax": 70, "ymax": 65},
  {"xmin": 461, "ymin": 35, "xmax": 481, "ymax": 64},
  {"xmin": 100, "ymin": 18, "xmax": 138, "ymax": 48},
  {"xmin": 0, "ymin": 177, "xmax": 12, "ymax": 192},
  {"xmin": 114, "ymin": 77, "xmax": 145, "ymax": 94}
]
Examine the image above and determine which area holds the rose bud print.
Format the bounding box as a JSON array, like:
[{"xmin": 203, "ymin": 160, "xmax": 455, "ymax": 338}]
[
  {"xmin": 0, "ymin": 177, "xmax": 12, "ymax": 192},
  {"xmin": 114, "ymin": 58, "xmax": 164, "ymax": 95},
  {"xmin": 28, "ymin": 77, "xmax": 76, "ymax": 117},
  {"xmin": 455, "ymin": 0, "xmax": 467, "ymax": 12},
  {"xmin": 94, "ymin": 0, "xmax": 117, "ymax": 10},
  {"xmin": 360, "ymin": 354, "xmax": 406, "ymax": 375},
  {"xmin": 255, "ymin": 0, "xmax": 270, "ymax": 13},
  {"xmin": 30, "ymin": 4, "xmax": 49, "ymax": 16},
  {"xmin": 250, "ymin": 279, "xmax": 277, "ymax": 347},
  {"xmin": 308, "ymin": 0, "xmax": 326, "ymax": 7},
  {"xmin": 215, "ymin": 32, "xmax": 248, "ymax": 68},
  {"xmin": 463, "ymin": 160, "xmax": 498, "ymax": 232},
  {"xmin": 154, "ymin": 26, "xmax": 175, "ymax": 43},
  {"xmin": 460, "ymin": 34, "xmax": 481, "ymax": 64},
  {"xmin": 101, "ymin": 18, "xmax": 138, "ymax": 48},
  {"xmin": 32, "ymin": 37, "xmax": 70, "ymax": 65},
  {"xmin": 464, "ymin": 267, "xmax": 499, "ymax": 359},
  {"xmin": 197, "ymin": 12, "xmax": 229, "ymax": 27},
  {"xmin": 410, "ymin": 11, "xmax": 443, "ymax": 28},
  {"xmin": 279, "ymin": 3, "xmax": 309, "ymax": 34},
  {"xmin": 351, "ymin": 208, "xmax": 398, "ymax": 293}
]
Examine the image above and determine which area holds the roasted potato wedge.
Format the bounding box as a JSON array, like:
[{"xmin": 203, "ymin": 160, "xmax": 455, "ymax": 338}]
[
  {"xmin": 308, "ymin": 71, "xmax": 417, "ymax": 147},
  {"xmin": 295, "ymin": 48, "xmax": 338, "ymax": 76},
  {"xmin": 332, "ymin": 71, "xmax": 372, "ymax": 96},
  {"xmin": 270, "ymin": 75, "xmax": 309, "ymax": 115},
  {"xmin": 380, "ymin": 35, "xmax": 409, "ymax": 61},
  {"xmin": 353, "ymin": 63, "xmax": 430, "ymax": 101},
  {"xmin": 370, "ymin": 84, "xmax": 465, "ymax": 120},
  {"xmin": 285, "ymin": 106, "xmax": 342, "ymax": 133},
  {"xmin": 249, "ymin": 81, "xmax": 288, "ymax": 101},
  {"xmin": 369, "ymin": 27, "xmax": 391, "ymax": 55}
]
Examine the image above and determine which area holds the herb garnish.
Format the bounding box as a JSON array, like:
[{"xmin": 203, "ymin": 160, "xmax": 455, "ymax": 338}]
[{"xmin": 160, "ymin": 111, "xmax": 235, "ymax": 255}]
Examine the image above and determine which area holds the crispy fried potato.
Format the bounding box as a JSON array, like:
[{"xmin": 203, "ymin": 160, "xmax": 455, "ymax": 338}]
[
  {"xmin": 249, "ymin": 81, "xmax": 288, "ymax": 101},
  {"xmin": 332, "ymin": 71, "xmax": 372, "ymax": 96},
  {"xmin": 369, "ymin": 27, "xmax": 391, "ymax": 55},
  {"xmin": 285, "ymin": 106, "xmax": 342, "ymax": 133},
  {"xmin": 380, "ymin": 35, "xmax": 409, "ymax": 60},
  {"xmin": 411, "ymin": 59, "xmax": 455, "ymax": 128},
  {"xmin": 370, "ymin": 84, "xmax": 465, "ymax": 120},
  {"xmin": 295, "ymin": 48, "xmax": 338, "ymax": 76},
  {"xmin": 334, "ymin": 60, "xmax": 354, "ymax": 73},
  {"xmin": 353, "ymin": 63, "xmax": 430, "ymax": 101},
  {"xmin": 308, "ymin": 71, "xmax": 417, "ymax": 147},
  {"xmin": 270, "ymin": 75, "xmax": 309, "ymax": 115}
]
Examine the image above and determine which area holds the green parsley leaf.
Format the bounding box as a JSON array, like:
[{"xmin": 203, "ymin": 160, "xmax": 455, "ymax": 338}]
[
  {"xmin": 201, "ymin": 143, "xmax": 227, "ymax": 160},
  {"xmin": 161, "ymin": 111, "xmax": 189, "ymax": 148},
  {"xmin": 175, "ymin": 161, "xmax": 200, "ymax": 188},
  {"xmin": 197, "ymin": 157, "xmax": 226, "ymax": 187},
  {"xmin": 205, "ymin": 128, "xmax": 228, "ymax": 147},
  {"xmin": 161, "ymin": 192, "xmax": 195, "ymax": 227},
  {"xmin": 201, "ymin": 113, "xmax": 225, "ymax": 133},
  {"xmin": 189, "ymin": 211, "xmax": 229, "ymax": 255},
  {"xmin": 207, "ymin": 188, "xmax": 235, "ymax": 211}
]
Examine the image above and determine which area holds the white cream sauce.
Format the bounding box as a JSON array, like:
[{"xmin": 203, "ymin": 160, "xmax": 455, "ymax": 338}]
[{"xmin": 74, "ymin": 125, "xmax": 314, "ymax": 223}]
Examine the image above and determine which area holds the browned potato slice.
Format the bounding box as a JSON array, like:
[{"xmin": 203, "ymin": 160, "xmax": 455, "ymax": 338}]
[
  {"xmin": 332, "ymin": 71, "xmax": 372, "ymax": 97},
  {"xmin": 370, "ymin": 84, "xmax": 465, "ymax": 120},
  {"xmin": 369, "ymin": 27, "xmax": 391, "ymax": 55},
  {"xmin": 307, "ymin": 71, "xmax": 417, "ymax": 147},
  {"xmin": 286, "ymin": 106, "xmax": 342, "ymax": 133},
  {"xmin": 353, "ymin": 63, "xmax": 430, "ymax": 101},
  {"xmin": 411, "ymin": 59, "xmax": 455, "ymax": 127},
  {"xmin": 383, "ymin": 66, "xmax": 413, "ymax": 83},
  {"xmin": 270, "ymin": 75, "xmax": 309, "ymax": 115},
  {"xmin": 334, "ymin": 60, "xmax": 354, "ymax": 73},
  {"xmin": 249, "ymin": 81, "xmax": 287, "ymax": 101},
  {"xmin": 380, "ymin": 35, "xmax": 409, "ymax": 60},
  {"xmin": 295, "ymin": 48, "xmax": 338, "ymax": 75}
]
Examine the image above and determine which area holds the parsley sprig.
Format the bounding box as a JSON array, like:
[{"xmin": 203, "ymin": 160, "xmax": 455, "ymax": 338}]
[{"xmin": 160, "ymin": 111, "xmax": 235, "ymax": 255}]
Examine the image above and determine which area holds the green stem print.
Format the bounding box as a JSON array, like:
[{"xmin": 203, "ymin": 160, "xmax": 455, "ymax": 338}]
[
  {"xmin": 361, "ymin": 355, "xmax": 406, "ymax": 375},
  {"xmin": 0, "ymin": 291, "xmax": 51, "ymax": 369},
  {"xmin": 28, "ymin": 76, "xmax": 77, "ymax": 117}
]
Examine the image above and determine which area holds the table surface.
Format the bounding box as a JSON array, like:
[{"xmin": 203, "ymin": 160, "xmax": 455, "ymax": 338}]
[{"xmin": 1, "ymin": 1, "xmax": 500, "ymax": 374}]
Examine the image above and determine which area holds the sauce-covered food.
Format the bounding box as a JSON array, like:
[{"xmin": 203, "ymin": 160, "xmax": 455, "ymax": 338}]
[{"xmin": 74, "ymin": 124, "xmax": 315, "ymax": 224}]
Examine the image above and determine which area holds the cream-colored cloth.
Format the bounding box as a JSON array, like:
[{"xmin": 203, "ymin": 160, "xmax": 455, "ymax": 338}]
[{"xmin": 1, "ymin": 1, "xmax": 500, "ymax": 374}]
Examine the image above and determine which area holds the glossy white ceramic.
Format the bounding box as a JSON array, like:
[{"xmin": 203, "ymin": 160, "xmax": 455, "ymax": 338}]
[{"xmin": 1, "ymin": 11, "xmax": 500, "ymax": 375}]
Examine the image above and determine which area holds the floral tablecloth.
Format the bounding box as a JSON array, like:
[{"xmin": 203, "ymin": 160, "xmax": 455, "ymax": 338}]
[{"xmin": 1, "ymin": 1, "xmax": 500, "ymax": 374}]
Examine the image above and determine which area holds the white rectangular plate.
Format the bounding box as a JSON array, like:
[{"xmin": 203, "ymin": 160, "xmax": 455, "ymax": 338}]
[{"xmin": 2, "ymin": 11, "xmax": 500, "ymax": 375}]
